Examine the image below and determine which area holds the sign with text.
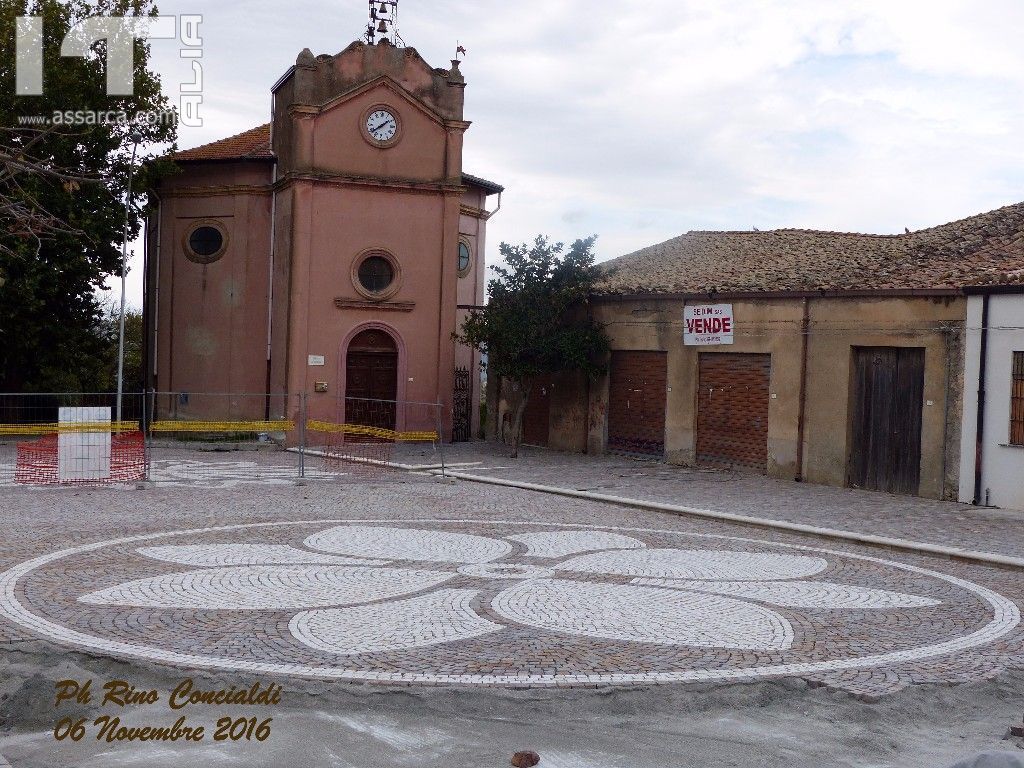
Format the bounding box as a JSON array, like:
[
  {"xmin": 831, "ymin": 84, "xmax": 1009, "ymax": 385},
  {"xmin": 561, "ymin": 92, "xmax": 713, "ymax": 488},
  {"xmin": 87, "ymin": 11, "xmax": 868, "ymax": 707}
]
[{"xmin": 684, "ymin": 304, "xmax": 734, "ymax": 346}]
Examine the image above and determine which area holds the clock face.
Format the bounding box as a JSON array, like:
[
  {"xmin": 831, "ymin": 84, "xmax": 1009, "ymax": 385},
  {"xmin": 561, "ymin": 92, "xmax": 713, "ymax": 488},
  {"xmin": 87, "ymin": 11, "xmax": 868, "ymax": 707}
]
[{"xmin": 366, "ymin": 109, "xmax": 398, "ymax": 143}]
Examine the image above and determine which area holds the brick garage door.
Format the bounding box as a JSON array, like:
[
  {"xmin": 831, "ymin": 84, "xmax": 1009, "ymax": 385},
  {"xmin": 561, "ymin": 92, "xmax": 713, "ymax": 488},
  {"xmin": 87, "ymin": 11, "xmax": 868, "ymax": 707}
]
[
  {"xmin": 697, "ymin": 353, "xmax": 771, "ymax": 471},
  {"xmin": 608, "ymin": 351, "xmax": 667, "ymax": 457}
]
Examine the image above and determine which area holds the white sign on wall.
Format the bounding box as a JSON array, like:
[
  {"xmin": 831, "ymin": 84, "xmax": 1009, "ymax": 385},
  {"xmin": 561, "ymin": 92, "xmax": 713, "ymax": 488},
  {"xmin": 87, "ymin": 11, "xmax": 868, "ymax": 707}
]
[
  {"xmin": 684, "ymin": 304, "xmax": 734, "ymax": 346},
  {"xmin": 308, "ymin": 355, "xmax": 326, "ymax": 367}
]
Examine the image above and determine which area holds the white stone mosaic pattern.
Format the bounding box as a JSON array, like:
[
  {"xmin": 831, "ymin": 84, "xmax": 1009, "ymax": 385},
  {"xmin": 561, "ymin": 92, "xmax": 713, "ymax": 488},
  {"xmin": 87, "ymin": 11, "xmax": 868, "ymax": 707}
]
[
  {"xmin": 305, "ymin": 525, "xmax": 512, "ymax": 564},
  {"xmin": 556, "ymin": 549, "xmax": 829, "ymax": 581},
  {"xmin": 505, "ymin": 530, "xmax": 645, "ymax": 558},
  {"xmin": 138, "ymin": 544, "xmax": 389, "ymax": 567},
  {"xmin": 633, "ymin": 578, "xmax": 942, "ymax": 609},
  {"xmin": 78, "ymin": 565, "xmax": 454, "ymax": 610},
  {"xmin": 0, "ymin": 518, "xmax": 1019, "ymax": 688},
  {"xmin": 492, "ymin": 579, "xmax": 795, "ymax": 651},
  {"xmin": 456, "ymin": 564, "xmax": 555, "ymax": 580},
  {"xmin": 290, "ymin": 589, "xmax": 502, "ymax": 655}
]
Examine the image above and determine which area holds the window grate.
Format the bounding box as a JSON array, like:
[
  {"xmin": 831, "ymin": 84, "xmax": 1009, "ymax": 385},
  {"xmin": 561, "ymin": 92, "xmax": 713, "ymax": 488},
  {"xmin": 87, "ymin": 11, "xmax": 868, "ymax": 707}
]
[{"xmin": 1012, "ymin": 352, "xmax": 1024, "ymax": 446}]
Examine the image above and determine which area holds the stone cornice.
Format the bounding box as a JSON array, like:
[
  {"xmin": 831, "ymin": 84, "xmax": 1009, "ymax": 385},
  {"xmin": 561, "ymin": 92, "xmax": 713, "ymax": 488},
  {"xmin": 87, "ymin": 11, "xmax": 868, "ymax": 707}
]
[
  {"xmin": 157, "ymin": 184, "xmax": 272, "ymax": 198},
  {"xmin": 278, "ymin": 171, "xmax": 465, "ymax": 195},
  {"xmin": 334, "ymin": 298, "xmax": 416, "ymax": 312},
  {"xmin": 460, "ymin": 203, "xmax": 492, "ymax": 221}
]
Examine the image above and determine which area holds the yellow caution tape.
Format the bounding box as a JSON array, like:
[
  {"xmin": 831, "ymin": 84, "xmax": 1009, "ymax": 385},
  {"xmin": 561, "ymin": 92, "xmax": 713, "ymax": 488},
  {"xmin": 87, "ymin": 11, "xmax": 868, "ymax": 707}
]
[
  {"xmin": 0, "ymin": 421, "xmax": 141, "ymax": 436},
  {"xmin": 306, "ymin": 420, "xmax": 438, "ymax": 443},
  {"xmin": 149, "ymin": 420, "xmax": 295, "ymax": 433}
]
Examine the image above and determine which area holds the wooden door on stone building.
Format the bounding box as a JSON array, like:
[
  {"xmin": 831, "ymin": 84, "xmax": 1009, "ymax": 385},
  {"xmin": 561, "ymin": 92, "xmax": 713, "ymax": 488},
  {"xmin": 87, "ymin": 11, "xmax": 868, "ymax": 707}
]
[
  {"xmin": 344, "ymin": 329, "xmax": 398, "ymax": 430},
  {"xmin": 848, "ymin": 347, "xmax": 925, "ymax": 496}
]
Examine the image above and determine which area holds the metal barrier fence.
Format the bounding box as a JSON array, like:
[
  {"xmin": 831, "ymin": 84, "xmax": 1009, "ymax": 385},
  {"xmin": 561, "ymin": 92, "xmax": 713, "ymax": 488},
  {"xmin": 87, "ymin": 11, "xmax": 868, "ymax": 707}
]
[
  {"xmin": 0, "ymin": 393, "xmax": 148, "ymax": 485},
  {"xmin": 0, "ymin": 392, "xmax": 446, "ymax": 487}
]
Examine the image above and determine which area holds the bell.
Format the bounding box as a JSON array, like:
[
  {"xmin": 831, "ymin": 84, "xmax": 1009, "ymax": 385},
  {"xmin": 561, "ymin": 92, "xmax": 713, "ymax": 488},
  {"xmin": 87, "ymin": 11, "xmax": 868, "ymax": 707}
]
[
  {"xmin": 378, "ymin": 2, "xmax": 388, "ymax": 14},
  {"xmin": 377, "ymin": 19, "xmax": 388, "ymax": 32}
]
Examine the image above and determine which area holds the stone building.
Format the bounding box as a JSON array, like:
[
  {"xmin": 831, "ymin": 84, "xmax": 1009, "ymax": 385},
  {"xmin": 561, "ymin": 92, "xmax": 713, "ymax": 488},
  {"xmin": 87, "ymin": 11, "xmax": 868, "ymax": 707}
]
[
  {"xmin": 143, "ymin": 39, "xmax": 502, "ymax": 438},
  {"xmin": 521, "ymin": 203, "xmax": 1024, "ymax": 504}
]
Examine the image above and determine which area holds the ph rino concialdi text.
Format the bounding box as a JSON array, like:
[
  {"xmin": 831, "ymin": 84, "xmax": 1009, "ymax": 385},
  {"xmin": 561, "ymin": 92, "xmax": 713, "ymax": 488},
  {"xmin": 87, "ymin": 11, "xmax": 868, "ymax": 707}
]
[{"xmin": 52, "ymin": 678, "xmax": 281, "ymax": 744}]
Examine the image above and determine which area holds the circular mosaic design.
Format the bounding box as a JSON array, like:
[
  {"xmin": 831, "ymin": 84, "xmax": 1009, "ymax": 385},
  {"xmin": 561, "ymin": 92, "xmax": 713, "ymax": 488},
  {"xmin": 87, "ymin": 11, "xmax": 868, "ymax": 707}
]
[{"xmin": 0, "ymin": 519, "xmax": 1018, "ymax": 686}]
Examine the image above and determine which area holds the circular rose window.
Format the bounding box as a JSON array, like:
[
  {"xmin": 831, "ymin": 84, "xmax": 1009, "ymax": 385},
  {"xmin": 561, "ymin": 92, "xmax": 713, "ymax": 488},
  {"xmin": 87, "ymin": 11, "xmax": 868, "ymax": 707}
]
[
  {"xmin": 184, "ymin": 223, "xmax": 226, "ymax": 264},
  {"xmin": 358, "ymin": 256, "xmax": 395, "ymax": 293}
]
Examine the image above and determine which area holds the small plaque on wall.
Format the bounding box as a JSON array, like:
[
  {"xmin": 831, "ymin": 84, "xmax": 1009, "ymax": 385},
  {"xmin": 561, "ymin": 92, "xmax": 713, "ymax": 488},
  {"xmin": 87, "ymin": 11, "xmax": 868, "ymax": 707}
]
[
  {"xmin": 308, "ymin": 355, "xmax": 326, "ymax": 366},
  {"xmin": 314, "ymin": 381, "xmax": 328, "ymax": 393}
]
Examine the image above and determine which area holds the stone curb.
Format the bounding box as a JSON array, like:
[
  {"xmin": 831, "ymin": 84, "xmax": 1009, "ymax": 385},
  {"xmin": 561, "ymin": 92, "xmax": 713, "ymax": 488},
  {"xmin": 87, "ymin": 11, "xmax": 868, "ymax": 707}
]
[{"xmin": 429, "ymin": 469, "xmax": 1024, "ymax": 571}]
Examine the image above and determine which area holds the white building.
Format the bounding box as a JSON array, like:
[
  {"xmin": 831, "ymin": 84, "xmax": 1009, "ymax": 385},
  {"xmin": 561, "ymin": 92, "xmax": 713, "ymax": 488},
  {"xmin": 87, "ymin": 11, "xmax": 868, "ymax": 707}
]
[{"xmin": 959, "ymin": 287, "xmax": 1024, "ymax": 511}]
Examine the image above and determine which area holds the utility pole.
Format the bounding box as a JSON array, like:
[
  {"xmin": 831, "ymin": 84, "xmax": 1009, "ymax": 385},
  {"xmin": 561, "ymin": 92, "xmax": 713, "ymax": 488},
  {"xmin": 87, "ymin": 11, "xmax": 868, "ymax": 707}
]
[{"xmin": 116, "ymin": 136, "xmax": 140, "ymax": 423}]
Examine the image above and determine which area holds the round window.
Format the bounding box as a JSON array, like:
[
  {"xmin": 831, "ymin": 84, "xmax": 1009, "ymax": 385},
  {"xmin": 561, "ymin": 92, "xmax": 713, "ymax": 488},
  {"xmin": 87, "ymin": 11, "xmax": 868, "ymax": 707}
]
[
  {"xmin": 188, "ymin": 226, "xmax": 224, "ymax": 260},
  {"xmin": 358, "ymin": 255, "xmax": 395, "ymax": 294},
  {"xmin": 458, "ymin": 241, "xmax": 471, "ymax": 274}
]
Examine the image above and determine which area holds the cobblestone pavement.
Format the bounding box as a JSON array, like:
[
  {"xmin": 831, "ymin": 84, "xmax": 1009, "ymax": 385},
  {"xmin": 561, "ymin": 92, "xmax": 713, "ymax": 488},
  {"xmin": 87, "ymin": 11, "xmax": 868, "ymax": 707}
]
[
  {"xmin": 391, "ymin": 442, "xmax": 1024, "ymax": 561},
  {"xmin": 2, "ymin": 467, "xmax": 1023, "ymax": 699}
]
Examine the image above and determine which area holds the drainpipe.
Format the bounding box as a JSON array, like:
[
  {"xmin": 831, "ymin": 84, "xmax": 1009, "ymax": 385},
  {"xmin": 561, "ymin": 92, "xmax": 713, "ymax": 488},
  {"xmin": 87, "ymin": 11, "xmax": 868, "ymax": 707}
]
[
  {"xmin": 266, "ymin": 161, "xmax": 278, "ymax": 420},
  {"xmin": 795, "ymin": 297, "xmax": 810, "ymax": 481},
  {"xmin": 972, "ymin": 294, "xmax": 990, "ymax": 505},
  {"xmin": 149, "ymin": 189, "xmax": 163, "ymax": 393}
]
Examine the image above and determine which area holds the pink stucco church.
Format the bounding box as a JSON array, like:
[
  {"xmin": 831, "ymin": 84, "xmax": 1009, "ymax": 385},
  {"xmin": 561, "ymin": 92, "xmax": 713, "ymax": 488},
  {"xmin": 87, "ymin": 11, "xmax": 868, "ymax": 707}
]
[{"xmin": 143, "ymin": 37, "xmax": 502, "ymax": 439}]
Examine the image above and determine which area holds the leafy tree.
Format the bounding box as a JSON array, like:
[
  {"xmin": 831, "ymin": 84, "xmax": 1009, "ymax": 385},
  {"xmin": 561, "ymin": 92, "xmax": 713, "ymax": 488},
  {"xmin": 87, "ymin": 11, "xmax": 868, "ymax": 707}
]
[
  {"xmin": 0, "ymin": 0, "xmax": 177, "ymax": 392},
  {"xmin": 95, "ymin": 301, "xmax": 142, "ymax": 391},
  {"xmin": 457, "ymin": 235, "xmax": 610, "ymax": 458}
]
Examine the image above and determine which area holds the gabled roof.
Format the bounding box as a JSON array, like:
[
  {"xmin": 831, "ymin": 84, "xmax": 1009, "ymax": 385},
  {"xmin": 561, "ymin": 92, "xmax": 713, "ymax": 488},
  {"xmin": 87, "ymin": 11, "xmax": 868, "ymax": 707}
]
[
  {"xmin": 169, "ymin": 124, "xmax": 275, "ymax": 162},
  {"xmin": 597, "ymin": 202, "xmax": 1024, "ymax": 296}
]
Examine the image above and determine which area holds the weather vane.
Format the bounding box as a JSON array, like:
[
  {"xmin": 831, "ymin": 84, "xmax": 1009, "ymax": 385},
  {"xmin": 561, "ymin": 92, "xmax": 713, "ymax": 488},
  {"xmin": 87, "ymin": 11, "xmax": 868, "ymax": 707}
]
[{"xmin": 365, "ymin": 0, "xmax": 404, "ymax": 46}]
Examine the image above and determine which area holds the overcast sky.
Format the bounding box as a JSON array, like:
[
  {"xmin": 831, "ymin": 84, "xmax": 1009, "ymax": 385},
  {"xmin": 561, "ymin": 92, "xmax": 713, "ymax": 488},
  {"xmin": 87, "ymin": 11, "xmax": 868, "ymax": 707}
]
[{"xmin": 107, "ymin": 0, "xmax": 1024, "ymax": 307}]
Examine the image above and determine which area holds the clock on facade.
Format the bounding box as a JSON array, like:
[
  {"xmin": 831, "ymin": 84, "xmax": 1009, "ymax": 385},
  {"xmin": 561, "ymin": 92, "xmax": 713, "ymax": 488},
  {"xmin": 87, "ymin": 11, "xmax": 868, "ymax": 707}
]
[{"xmin": 364, "ymin": 108, "xmax": 399, "ymax": 145}]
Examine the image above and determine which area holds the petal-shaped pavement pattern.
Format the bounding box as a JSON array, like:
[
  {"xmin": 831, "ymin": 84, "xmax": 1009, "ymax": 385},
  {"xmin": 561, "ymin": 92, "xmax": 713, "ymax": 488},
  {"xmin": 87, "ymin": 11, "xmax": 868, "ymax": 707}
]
[
  {"xmin": 304, "ymin": 526, "xmax": 511, "ymax": 564},
  {"xmin": 138, "ymin": 544, "xmax": 388, "ymax": 567},
  {"xmin": 290, "ymin": 589, "xmax": 502, "ymax": 655},
  {"xmin": 78, "ymin": 566, "xmax": 453, "ymax": 610},
  {"xmin": 632, "ymin": 578, "xmax": 941, "ymax": 609},
  {"xmin": 556, "ymin": 549, "xmax": 827, "ymax": 581},
  {"xmin": 492, "ymin": 579, "xmax": 794, "ymax": 651},
  {"xmin": 505, "ymin": 530, "xmax": 645, "ymax": 559}
]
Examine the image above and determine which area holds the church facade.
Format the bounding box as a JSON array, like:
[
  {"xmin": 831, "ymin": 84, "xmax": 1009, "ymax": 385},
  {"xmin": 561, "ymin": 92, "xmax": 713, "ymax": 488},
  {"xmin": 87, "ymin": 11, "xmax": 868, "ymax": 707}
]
[{"xmin": 143, "ymin": 40, "xmax": 502, "ymax": 438}]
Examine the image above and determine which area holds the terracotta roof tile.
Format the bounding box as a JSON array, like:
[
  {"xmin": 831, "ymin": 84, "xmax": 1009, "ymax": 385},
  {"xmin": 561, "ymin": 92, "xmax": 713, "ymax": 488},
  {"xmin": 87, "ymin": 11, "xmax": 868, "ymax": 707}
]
[
  {"xmin": 170, "ymin": 124, "xmax": 274, "ymax": 162},
  {"xmin": 597, "ymin": 203, "xmax": 1024, "ymax": 295}
]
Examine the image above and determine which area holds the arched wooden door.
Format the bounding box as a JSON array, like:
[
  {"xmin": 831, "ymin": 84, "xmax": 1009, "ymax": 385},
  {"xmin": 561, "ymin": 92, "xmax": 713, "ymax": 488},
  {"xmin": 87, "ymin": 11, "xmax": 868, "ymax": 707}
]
[{"xmin": 345, "ymin": 329, "xmax": 398, "ymax": 430}]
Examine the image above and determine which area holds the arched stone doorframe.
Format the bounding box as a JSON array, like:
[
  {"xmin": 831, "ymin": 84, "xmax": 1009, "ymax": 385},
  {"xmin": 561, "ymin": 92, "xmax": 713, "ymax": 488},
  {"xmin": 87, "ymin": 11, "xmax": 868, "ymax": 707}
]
[{"xmin": 338, "ymin": 321, "xmax": 408, "ymax": 431}]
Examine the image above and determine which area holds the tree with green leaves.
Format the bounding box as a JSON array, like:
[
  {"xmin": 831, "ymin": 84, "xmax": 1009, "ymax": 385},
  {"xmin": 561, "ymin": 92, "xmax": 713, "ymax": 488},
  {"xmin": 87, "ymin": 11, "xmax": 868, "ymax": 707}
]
[
  {"xmin": 457, "ymin": 235, "xmax": 610, "ymax": 458},
  {"xmin": 0, "ymin": 0, "xmax": 177, "ymax": 392}
]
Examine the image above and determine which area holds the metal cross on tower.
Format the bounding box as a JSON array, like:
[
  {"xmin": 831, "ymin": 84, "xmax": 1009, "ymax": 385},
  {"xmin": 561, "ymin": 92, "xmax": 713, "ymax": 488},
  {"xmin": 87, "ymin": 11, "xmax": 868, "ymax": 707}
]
[{"xmin": 365, "ymin": 0, "xmax": 404, "ymax": 46}]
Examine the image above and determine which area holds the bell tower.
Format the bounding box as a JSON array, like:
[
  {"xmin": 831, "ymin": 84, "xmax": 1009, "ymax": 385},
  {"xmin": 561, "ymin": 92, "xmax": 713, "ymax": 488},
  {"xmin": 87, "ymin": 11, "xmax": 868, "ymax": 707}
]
[{"xmin": 365, "ymin": 0, "xmax": 404, "ymax": 47}]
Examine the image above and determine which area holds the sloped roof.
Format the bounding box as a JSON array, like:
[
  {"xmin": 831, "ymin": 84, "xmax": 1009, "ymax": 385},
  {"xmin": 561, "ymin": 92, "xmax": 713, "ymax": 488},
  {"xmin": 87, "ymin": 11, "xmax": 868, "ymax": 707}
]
[
  {"xmin": 598, "ymin": 203, "xmax": 1024, "ymax": 296},
  {"xmin": 169, "ymin": 124, "xmax": 274, "ymax": 162}
]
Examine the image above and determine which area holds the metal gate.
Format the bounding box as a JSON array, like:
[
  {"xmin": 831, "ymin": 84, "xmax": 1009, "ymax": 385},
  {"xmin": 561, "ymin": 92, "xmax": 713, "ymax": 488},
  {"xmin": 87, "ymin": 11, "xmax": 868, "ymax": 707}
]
[
  {"xmin": 607, "ymin": 351, "xmax": 667, "ymax": 457},
  {"xmin": 696, "ymin": 352, "xmax": 771, "ymax": 471},
  {"xmin": 452, "ymin": 366, "xmax": 472, "ymax": 442},
  {"xmin": 848, "ymin": 347, "xmax": 924, "ymax": 495}
]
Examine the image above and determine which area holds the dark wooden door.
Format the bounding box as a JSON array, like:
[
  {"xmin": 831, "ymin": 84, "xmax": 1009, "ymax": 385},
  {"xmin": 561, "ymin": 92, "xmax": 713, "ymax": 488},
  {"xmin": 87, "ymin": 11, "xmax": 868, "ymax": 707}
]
[
  {"xmin": 607, "ymin": 351, "xmax": 667, "ymax": 456},
  {"xmin": 345, "ymin": 330, "xmax": 397, "ymax": 430},
  {"xmin": 522, "ymin": 376, "xmax": 551, "ymax": 447},
  {"xmin": 696, "ymin": 353, "xmax": 771, "ymax": 471},
  {"xmin": 848, "ymin": 347, "xmax": 924, "ymax": 495}
]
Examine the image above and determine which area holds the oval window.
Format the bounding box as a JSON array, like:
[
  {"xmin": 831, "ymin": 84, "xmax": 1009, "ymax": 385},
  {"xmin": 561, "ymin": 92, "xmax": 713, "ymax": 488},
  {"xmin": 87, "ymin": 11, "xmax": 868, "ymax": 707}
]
[
  {"xmin": 187, "ymin": 225, "xmax": 224, "ymax": 261},
  {"xmin": 358, "ymin": 255, "xmax": 395, "ymax": 294},
  {"xmin": 458, "ymin": 241, "xmax": 471, "ymax": 274}
]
